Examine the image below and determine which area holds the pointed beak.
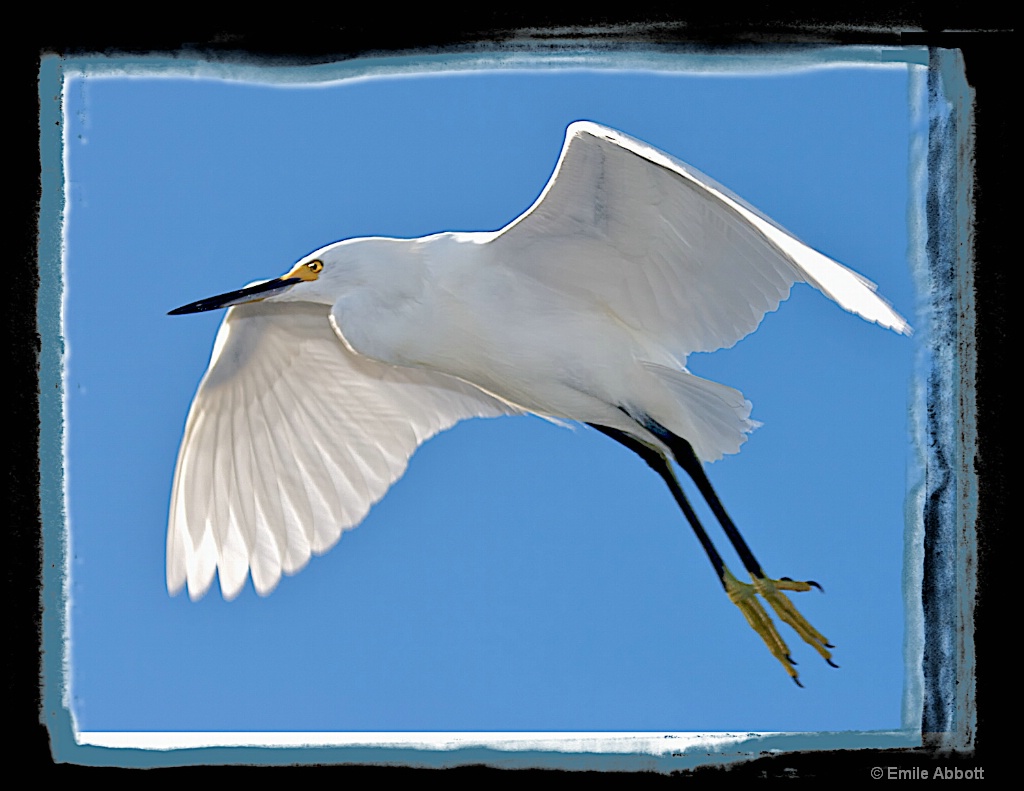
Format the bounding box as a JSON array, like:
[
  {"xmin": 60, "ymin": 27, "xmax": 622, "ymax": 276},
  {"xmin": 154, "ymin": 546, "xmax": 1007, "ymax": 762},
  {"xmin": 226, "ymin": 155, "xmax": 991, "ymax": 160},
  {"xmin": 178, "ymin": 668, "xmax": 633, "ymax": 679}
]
[{"xmin": 168, "ymin": 277, "xmax": 302, "ymax": 316}]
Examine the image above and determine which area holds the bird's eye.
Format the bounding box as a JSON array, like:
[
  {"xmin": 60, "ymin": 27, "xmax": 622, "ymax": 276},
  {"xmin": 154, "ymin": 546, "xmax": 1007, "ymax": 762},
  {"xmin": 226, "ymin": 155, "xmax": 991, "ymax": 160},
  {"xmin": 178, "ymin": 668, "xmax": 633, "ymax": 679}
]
[{"xmin": 307, "ymin": 260, "xmax": 323, "ymax": 273}]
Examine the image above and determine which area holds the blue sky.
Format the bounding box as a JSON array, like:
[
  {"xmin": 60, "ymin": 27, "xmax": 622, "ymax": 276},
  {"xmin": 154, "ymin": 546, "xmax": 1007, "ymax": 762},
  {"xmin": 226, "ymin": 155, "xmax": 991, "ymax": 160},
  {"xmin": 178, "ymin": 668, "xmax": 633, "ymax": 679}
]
[{"xmin": 58, "ymin": 55, "xmax": 921, "ymax": 743}]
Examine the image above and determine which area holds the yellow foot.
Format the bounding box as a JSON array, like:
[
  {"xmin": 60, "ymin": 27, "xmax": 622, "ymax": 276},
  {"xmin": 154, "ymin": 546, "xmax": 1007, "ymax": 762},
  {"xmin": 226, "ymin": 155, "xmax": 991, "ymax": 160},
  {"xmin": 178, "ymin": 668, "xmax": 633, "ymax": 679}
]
[{"xmin": 722, "ymin": 568, "xmax": 836, "ymax": 686}]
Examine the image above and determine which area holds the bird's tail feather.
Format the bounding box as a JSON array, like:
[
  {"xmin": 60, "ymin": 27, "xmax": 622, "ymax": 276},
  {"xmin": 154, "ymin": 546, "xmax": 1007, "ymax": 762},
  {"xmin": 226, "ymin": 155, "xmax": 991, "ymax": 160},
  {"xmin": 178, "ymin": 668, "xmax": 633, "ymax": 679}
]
[{"xmin": 639, "ymin": 361, "xmax": 760, "ymax": 463}]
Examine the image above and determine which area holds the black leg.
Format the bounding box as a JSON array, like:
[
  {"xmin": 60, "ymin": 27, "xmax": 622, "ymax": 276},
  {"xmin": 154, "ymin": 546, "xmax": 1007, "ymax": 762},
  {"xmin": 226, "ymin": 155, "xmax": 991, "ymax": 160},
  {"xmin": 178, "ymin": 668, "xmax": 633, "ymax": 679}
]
[
  {"xmin": 640, "ymin": 418, "xmax": 768, "ymax": 579},
  {"xmin": 637, "ymin": 416, "xmax": 824, "ymax": 593},
  {"xmin": 589, "ymin": 417, "xmax": 836, "ymax": 682},
  {"xmin": 587, "ymin": 423, "xmax": 727, "ymax": 588}
]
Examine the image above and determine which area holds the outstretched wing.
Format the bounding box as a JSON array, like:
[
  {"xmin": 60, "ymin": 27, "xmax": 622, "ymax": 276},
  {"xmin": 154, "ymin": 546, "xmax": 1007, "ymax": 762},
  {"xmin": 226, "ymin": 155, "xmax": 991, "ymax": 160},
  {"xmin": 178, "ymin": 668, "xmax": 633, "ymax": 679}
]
[
  {"xmin": 487, "ymin": 121, "xmax": 909, "ymax": 359},
  {"xmin": 167, "ymin": 301, "xmax": 519, "ymax": 601}
]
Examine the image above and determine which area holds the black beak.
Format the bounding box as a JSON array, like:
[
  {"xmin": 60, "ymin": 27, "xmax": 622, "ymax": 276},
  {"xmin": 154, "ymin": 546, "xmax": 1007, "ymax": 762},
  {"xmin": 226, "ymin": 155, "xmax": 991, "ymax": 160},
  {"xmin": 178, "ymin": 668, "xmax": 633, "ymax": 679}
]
[{"xmin": 168, "ymin": 277, "xmax": 302, "ymax": 315}]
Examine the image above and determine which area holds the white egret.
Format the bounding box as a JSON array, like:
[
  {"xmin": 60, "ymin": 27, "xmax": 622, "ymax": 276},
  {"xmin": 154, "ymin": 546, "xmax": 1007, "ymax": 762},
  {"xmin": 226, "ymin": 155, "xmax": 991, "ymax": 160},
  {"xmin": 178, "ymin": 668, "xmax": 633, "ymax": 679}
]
[{"xmin": 168, "ymin": 121, "xmax": 909, "ymax": 684}]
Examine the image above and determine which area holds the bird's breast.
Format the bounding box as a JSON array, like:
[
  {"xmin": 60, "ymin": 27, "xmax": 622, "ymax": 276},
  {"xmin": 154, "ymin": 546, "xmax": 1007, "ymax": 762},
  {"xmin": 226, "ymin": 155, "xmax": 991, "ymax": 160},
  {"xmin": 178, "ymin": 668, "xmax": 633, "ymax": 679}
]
[{"xmin": 331, "ymin": 268, "xmax": 654, "ymax": 420}]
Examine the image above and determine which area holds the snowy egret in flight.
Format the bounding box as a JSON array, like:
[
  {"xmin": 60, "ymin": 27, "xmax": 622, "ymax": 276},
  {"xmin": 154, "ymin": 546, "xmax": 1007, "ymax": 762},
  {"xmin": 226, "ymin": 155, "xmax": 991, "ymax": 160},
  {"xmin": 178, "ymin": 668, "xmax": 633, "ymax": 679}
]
[{"xmin": 168, "ymin": 121, "xmax": 909, "ymax": 684}]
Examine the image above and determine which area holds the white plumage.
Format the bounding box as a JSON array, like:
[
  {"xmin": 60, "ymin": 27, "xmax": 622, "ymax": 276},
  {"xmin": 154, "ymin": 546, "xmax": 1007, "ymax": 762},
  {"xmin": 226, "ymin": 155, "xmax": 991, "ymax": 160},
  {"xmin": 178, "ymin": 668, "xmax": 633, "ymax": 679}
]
[{"xmin": 168, "ymin": 121, "xmax": 908, "ymax": 603}]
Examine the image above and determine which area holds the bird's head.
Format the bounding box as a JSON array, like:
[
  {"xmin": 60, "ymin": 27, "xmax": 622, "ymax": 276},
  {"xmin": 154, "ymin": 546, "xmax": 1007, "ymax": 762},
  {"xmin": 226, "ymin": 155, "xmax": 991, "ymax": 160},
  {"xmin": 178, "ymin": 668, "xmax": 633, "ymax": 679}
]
[
  {"xmin": 168, "ymin": 255, "xmax": 331, "ymax": 316},
  {"xmin": 169, "ymin": 237, "xmax": 412, "ymax": 316}
]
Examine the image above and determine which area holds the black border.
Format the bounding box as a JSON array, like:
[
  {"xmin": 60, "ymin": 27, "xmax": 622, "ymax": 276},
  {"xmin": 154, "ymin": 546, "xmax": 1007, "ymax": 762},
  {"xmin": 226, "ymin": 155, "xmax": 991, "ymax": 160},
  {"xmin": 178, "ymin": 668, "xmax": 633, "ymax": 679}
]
[{"xmin": 14, "ymin": 11, "xmax": 1011, "ymax": 778}]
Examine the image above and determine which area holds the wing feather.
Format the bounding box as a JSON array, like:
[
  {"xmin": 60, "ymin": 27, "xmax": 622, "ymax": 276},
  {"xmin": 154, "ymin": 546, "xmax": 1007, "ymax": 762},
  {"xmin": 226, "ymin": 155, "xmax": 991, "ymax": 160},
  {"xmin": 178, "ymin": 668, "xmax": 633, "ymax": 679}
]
[
  {"xmin": 167, "ymin": 300, "xmax": 520, "ymax": 600},
  {"xmin": 489, "ymin": 121, "xmax": 909, "ymax": 359}
]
